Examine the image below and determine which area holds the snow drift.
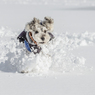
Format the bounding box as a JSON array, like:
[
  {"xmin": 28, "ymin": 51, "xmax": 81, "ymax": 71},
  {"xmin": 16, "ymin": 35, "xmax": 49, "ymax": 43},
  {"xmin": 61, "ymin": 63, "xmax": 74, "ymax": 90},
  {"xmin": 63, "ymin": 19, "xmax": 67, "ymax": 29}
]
[{"xmin": 0, "ymin": 27, "xmax": 94, "ymax": 74}]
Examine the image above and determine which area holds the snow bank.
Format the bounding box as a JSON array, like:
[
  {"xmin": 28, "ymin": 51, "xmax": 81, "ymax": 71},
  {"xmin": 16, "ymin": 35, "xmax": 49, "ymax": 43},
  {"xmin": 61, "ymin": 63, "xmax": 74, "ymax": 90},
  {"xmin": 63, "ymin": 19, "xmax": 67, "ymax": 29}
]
[{"xmin": 0, "ymin": 27, "xmax": 94, "ymax": 74}]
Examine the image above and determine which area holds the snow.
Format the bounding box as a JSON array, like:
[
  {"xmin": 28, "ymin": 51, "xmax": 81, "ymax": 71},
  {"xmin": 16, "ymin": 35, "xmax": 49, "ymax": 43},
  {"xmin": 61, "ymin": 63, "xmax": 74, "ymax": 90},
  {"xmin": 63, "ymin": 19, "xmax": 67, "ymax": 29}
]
[
  {"xmin": 0, "ymin": 27, "xmax": 94, "ymax": 74},
  {"xmin": 0, "ymin": 0, "xmax": 95, "ymax": 95}
]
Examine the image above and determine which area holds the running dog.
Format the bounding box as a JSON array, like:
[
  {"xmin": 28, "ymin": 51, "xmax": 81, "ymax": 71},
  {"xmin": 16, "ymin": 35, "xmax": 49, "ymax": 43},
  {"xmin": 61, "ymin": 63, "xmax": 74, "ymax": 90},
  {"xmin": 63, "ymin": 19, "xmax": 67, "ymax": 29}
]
[{"xmin": 17, "ymin": 17, "xmax": 54, "ymax": 54}]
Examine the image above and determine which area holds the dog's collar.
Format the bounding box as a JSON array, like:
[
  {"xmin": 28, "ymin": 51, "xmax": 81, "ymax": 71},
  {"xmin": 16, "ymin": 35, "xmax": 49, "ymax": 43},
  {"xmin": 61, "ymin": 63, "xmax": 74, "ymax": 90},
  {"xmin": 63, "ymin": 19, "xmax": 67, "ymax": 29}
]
[{"xmin": 29, "ymin": 32, "xmax": 38, "ymax": 46}]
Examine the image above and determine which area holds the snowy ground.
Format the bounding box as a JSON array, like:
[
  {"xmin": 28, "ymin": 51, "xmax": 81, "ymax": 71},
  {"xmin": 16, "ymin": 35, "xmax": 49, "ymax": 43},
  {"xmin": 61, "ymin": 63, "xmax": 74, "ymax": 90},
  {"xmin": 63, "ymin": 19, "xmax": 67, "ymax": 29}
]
[{"xmin": 0, "ymin": 0, "xmax": 95, "ymax": 95}]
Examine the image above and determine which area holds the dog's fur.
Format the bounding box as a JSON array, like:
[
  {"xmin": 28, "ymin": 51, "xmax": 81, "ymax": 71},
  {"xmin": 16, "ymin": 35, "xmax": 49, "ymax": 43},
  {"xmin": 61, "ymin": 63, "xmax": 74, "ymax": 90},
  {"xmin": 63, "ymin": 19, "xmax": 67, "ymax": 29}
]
[{"xmin": 25, "ymin": 17, "xmax": 54, "ymax": 45}]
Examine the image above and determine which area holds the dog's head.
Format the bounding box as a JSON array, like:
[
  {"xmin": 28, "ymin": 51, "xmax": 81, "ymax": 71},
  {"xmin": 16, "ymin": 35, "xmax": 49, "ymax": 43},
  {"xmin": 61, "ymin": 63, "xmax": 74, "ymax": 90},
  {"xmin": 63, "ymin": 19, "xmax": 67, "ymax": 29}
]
[
  {"xmin": 31, "ymin": 25, "xmax": 51, "ymax": 45},
  {"xmin": 25, "ymin": 17, "xmax": 54, "ymax": 45}
]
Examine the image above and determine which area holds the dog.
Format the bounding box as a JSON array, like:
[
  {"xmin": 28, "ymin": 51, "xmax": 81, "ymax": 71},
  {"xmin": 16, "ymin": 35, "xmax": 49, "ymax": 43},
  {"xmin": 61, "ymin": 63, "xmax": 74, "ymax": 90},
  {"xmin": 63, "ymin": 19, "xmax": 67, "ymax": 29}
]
[{"xmin": 17, "ymin": 17, "xmax": 54, "ymax": 54}]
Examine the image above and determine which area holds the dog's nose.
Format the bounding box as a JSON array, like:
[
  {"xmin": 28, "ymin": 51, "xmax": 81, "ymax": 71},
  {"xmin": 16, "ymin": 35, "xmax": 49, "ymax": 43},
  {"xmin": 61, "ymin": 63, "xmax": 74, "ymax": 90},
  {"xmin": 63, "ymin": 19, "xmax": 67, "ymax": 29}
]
[{"xmin": 41, "ymin": 37, "xmax": 45, "ymax": 41}]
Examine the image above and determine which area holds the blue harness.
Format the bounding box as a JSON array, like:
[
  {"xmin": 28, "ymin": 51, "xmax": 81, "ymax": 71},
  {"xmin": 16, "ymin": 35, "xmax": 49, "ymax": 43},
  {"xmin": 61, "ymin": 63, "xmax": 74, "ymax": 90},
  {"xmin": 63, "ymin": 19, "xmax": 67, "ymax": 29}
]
[{"xmin": 24, "ymin": 40, "xmax": 31, "ymax": 52}]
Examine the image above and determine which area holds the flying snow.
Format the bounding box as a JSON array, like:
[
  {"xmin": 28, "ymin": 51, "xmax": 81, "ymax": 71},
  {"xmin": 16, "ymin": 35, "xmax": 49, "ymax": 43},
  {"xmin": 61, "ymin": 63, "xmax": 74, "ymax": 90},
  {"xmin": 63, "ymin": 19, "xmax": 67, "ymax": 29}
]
[{"xmin": 0, "ymin": 27, "xmax": 94, "ymax": 74}]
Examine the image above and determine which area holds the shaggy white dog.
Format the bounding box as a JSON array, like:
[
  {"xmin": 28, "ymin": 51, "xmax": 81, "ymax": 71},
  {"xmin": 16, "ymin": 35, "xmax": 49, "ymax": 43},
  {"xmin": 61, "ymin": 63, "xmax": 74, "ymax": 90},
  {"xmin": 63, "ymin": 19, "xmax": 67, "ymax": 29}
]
[{"xmin": 25, "ymin": 17, "xmax": 54, "ymax": 45}]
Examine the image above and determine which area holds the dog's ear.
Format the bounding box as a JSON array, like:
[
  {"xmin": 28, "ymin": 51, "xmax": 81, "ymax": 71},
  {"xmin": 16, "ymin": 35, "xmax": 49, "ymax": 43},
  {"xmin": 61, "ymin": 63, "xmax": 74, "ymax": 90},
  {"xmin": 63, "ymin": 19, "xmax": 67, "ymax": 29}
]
[
  {"xmin": 44, "ymin": 17, "xmax": 49, "ymax": 20},
  {"xmin": 44, "ymin": 16, "xmax": 52, "ymax": 21},
  {"xmin": 33, "ymin": 17, "xmax": 37, "ymax": 22},
  {"xmin": 44, "ymin": 17, "xmax": 54, "ymax": 24},
  {"xmin": 33, "ymin": 17, "xmax": 40, "ymax": 24},
  {"xmin": 49, "ymin": 19, "xmax": 54, "ymax": 24}
]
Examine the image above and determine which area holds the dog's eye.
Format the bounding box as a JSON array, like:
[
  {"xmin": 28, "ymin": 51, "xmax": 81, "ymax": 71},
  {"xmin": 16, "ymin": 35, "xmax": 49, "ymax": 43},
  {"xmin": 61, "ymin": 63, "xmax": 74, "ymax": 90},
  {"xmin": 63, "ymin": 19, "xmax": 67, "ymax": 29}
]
[
  {"xmin": 35, "ymin": 31, "xmax": 39, "ymax": 34},
  {"xmin": 44, "ymin": 30, "xmax": 46, "ymax": 33}
]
